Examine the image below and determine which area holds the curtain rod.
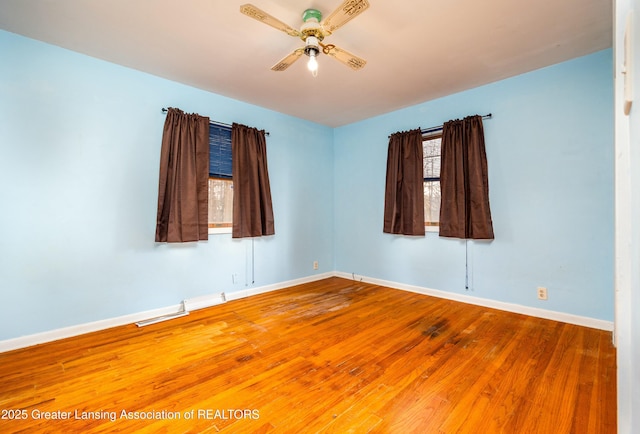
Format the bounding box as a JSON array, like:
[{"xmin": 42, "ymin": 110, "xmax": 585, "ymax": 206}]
[
  {"xmin": 421, "ymin": 113, "xmax": 492, "ymax": 135},
  {"xmin": 161, "ymin": 108, "xmax": 269, "ymax": 136}
]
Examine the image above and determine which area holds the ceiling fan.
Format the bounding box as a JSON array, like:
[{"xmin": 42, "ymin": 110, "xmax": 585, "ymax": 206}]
[{"xmin": 240, "ymin": 0, "xmax": 370, "ymax": 77}]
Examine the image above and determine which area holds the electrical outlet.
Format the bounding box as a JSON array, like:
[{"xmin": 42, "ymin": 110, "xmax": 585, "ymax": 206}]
[
  {"xmin": 313, "ymin": 261, "xmax": 319, "ymax": 270},
  {"xmin": 537, "ymin": 287, "xmax": 548, "ymax": 300}
]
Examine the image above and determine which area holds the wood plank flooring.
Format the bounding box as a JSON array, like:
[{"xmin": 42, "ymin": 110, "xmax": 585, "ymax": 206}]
[{"xmin": 0, "ymin": 277, "xmax": 616, "ymax": 433}]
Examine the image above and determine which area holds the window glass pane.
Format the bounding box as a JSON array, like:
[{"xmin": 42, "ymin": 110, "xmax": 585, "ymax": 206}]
[
  {"xmin": 423, "ymin": 137, "xmax": 441, "ymax": 179},
  {"xmin": 424, "ymin": 180, "xmax": 440, "ymax": 225},
  {"xmin": 423, "ymin": 134, "xmax": 441, "ymax": 226},
  {"xmin": 208, "ymin": 178, "xmax": 233, "ymax": 227}
]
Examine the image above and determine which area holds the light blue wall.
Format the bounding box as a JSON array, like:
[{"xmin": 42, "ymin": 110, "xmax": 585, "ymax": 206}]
[
  {"xmin": 0, "ymin": 30, "xmax": 334, "ymax": 340},
  {"xmin": 0, "ymin": 28, "xmax": 614, "ymax": 342},
  {"xmin": 334, "ymin": 49, "xmax": 614, "ymax": 321}
]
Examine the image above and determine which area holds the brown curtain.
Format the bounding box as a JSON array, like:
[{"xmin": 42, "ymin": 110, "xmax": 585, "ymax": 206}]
[
  {"xmin": 232, "ymin": 123, "xmax": 275, "ymax": 238},
  {"xmin": 155, "ymin": 108, "xmax": 209, "ymax": 243},
  {"xmin": 383, "ymin": 128, "xmax": 425, "ymax": 236},
  {"xmin": 439, "ymin": 115, "xmax": 494, "ymax": 239}
]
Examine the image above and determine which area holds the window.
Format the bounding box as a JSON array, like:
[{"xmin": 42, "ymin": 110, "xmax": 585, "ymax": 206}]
[
  {"xmin": 423, "ymin": 132, "xmax": 442, "ymax": 231},
  {"xmin": 208, "ymin": 124, "xmax": 233, "ymax": 234}
]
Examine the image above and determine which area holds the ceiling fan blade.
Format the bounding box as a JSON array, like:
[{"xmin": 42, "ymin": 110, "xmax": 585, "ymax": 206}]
[
  {"xmin": 321, "ymin": 0, "xmax": 370, "ymax": 35},
  {"xmin": 240, "ymin": 4, "xmax": 301, "ymax": 37},
  {"xmin": 323, "ymin": 44, "xmax": 366, "ymax": 71},
  {"xmin": 271, "ymin": 48, "xmax": 305, "ymax": 71}
]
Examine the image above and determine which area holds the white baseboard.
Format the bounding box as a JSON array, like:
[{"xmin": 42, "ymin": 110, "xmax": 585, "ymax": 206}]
[
  {"xmin": 0, "ymin": 272, "xmax": 335, "ymax": 353},
  {"xmin": 224, "ymin": 272, "xmax": 335, "ymax": 301},
  {"xmin": 335, "ymin": 272, "xmax": 614, "ymax": 331},
  {"xmin": 183, "ymin": 292, "xmax": 226, "ymax": 311},
  {"xmin": 0, "ymin": 271, "xmax": 611, "ymax": 353},
  {"xmin": 0, "ymin": 304, "xmax": 184, "ymax": 353}
]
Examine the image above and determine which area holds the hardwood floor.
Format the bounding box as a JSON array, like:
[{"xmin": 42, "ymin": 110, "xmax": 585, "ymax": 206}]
[{"xmin": 0, "ymin": 277, "xmax": 616, "ymax": 433}]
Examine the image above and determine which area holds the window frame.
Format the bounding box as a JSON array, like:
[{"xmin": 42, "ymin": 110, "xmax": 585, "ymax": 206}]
[{"xmin": 423, "ymin": 130, "xmax": 443, "ymax": 233}]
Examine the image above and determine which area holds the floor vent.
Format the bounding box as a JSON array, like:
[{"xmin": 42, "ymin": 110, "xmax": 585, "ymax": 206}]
[{"xmin": 135, "ymin": 302, "xmax": 189, "ymax": 327}]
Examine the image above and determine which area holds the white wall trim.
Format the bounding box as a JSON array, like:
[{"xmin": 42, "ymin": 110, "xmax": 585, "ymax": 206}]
[
  {"xmin": 224, "ymin": 272, "xmax": 335, "ymax": 301},
  {"xmin": 183, "ymin": 292, "xmax": 226, "ymax": 311},
  {"xmin": 335, "ymin": 272, "xmax": 614, "ymax": 331},
  {"xmin": 0, "ymin": 270, "xmax": 611, "ymax": 353},
  {"xmin": 0, "ymin": 272, "xmax": 335, "ymax": 353},
  {"xmin": 0, "ymin": 304, "xmax": 184, "ymax": 353}
]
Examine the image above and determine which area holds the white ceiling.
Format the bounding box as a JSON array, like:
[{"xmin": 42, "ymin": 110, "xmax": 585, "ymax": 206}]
[{"xmin": 0, "ymin": 0, "xmax": 612, "ymax": 127}]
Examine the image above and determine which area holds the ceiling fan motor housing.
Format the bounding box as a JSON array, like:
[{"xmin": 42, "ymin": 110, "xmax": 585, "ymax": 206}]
[{"xmin": 301, "ymin": 8, "xmax": 325, "ymax": 41}]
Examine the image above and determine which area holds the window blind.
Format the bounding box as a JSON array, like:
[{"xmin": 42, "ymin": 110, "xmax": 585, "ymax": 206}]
[{"xmin": 209, "ymin": 124, "xmax": 232, "ymax": 179}]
